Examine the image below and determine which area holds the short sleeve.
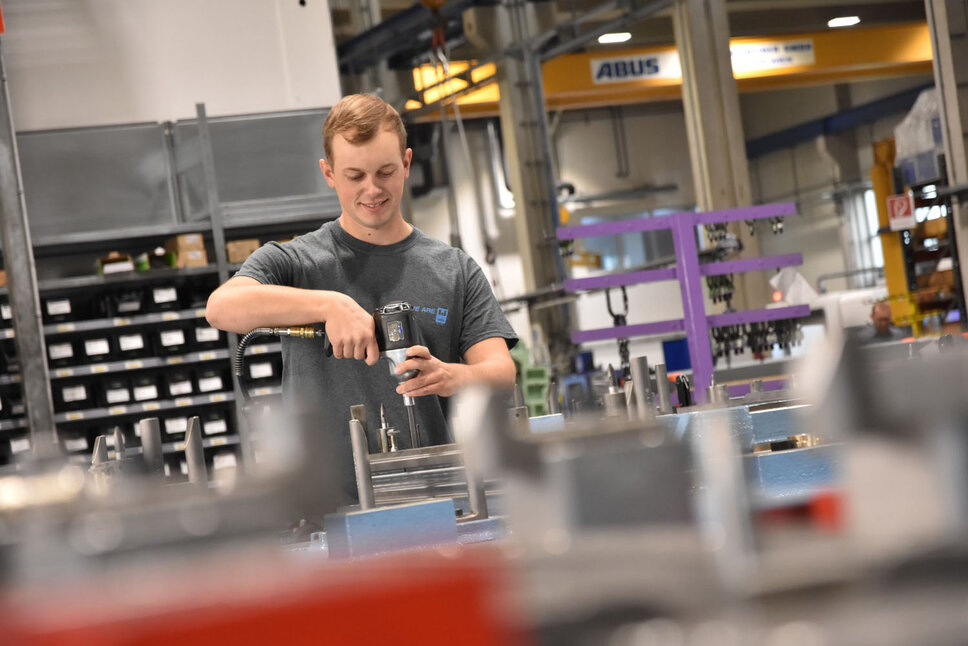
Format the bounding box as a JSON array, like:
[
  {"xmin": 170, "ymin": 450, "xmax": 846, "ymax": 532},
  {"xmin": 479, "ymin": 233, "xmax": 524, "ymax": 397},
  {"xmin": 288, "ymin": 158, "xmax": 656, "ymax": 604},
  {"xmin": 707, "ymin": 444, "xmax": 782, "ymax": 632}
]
[
  {"xmin": 458, "ymin": 253, "xmax": 518, "ymax": 356},
  {"xmin": 235, "ymin": 241, "xmax": 296, "ymax": 287}
]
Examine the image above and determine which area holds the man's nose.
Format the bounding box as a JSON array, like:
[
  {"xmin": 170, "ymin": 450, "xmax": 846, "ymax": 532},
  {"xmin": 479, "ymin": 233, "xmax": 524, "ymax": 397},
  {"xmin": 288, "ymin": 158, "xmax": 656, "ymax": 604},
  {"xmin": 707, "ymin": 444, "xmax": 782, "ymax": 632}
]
[{"xmin": 361, "ymin": 175, "xmax": 381, "ymax": 194}]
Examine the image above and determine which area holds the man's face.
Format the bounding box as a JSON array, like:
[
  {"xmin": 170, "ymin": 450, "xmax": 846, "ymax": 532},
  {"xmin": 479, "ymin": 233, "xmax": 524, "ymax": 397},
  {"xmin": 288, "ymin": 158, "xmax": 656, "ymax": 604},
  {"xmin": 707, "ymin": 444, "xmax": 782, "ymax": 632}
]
[
  {"xmin": 872, "ymin": 306, "xmax": 892, "ymax": 334},
  {"xmin": 320, "ymin": 129, "xmax": 411, "ymax": 238}
]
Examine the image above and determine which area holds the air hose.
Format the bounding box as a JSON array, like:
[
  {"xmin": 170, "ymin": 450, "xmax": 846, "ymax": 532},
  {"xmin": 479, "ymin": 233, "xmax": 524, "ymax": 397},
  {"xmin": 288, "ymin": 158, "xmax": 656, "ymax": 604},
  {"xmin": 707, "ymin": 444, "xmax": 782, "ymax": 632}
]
[{"xmin": 233, "ymin": 326, "xmax": 328, "ymax": 403}]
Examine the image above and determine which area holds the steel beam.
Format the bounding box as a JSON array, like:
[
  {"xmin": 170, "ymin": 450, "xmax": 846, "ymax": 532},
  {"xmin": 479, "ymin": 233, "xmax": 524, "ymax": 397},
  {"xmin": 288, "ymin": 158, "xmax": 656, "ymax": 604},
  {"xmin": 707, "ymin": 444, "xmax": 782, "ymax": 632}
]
[
  {"xmin": 0, "ymin": 38, "xmax": 56, "ymax": 449},
  {"xmin": 196, "ymin": 103, "xmax": 254, "ymax": 468}
]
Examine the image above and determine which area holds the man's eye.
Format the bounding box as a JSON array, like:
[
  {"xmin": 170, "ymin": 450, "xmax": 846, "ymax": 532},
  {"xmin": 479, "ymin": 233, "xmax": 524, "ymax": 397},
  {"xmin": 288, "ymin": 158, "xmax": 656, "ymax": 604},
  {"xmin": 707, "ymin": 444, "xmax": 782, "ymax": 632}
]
[
  {"xmin": 348, "ymin": 175, "xmax": 364, "ymax": 181},
  {"xmin": 377, "ymin": 170, "xmax": 394, "ymax": 178}
]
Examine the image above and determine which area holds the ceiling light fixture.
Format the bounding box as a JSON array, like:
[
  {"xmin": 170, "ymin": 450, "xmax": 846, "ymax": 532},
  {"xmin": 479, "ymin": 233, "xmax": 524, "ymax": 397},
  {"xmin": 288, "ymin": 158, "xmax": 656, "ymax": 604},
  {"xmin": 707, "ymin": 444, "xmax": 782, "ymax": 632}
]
[
  {"xmin": 828, "ymin": 16, "xmax": 860, "ymax": 28},
  {"xmin": 598, "ymin": 32, "xmax": 632, "ymax": 44}
]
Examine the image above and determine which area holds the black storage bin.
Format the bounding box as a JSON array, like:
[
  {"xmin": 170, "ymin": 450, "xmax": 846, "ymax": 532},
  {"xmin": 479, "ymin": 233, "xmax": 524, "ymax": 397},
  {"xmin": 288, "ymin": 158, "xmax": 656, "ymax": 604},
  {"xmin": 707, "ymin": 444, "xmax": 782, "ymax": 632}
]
[
  {"xmin": 111, "ymin": 288, "xmax": 146, "ymax": 317},
  {"xmin": 146, "ymin": 284, "xmax": 181, "ymax": 312},
  {"xmin": 155, "ymin": 325, "xmax": 190, "ymax": 355},
  {"xmin": 42, "ymin": 296, "xmax": 76, "ymax": 323},
  {"xmin": 47, "ymin": 339, "xmax": 77, "ymax": 367},
  {"xmin": 200, "ymin": 409, "xmax": 229, "ymax": 436},
  {"xmin": 163, "ymin": 415, "xmax": 189, "ymax": 441},
  {"xmin": 7, "ymin": 393, "xmax": 24, "ymax": 418},
  {"xmin": 0, "ymin": 339, "xmax": 20, "ymax": 374},
  {"xmin": 246, "ymin": 356, "xmax": 277, "ymax": 384},
  {"xmin": 131, "ymin": 374, "xmax": 161, "ymax": 402},
  {"xmin": 192, "ymin": 323, "xmax": 222, "ymax": 350},
  {"xmin": 165, "ymin": 369, "xmax": 195, "ymax": 399},
  {"xmin": 53, "ymin": 380, "xmax": 94, "ymax": 412},
  {"xmin": 195, "ymin": 367, "xmax": 228, "ymax": 394},
  {"xmin": 99, "ymin": 377, "xmax": 132, "ymax": 407},
  {"xmin": 79, "ymin": 334, "xmax": 115, "ymax": 363},
  {"xmin": 116, "ymin": 330, "xmax": 150, "ymax": 359},
  {"xmin": 60, "ymin": 429, "xmax": 90, "ymax": 455}
]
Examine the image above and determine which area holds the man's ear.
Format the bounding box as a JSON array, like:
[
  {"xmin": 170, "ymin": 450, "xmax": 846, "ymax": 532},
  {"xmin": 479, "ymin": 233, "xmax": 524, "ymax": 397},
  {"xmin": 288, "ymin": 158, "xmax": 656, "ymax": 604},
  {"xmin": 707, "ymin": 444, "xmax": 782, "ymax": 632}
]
[
  {"xmin": 319, "ymin": 158, "xmax": 336, "ymax": 188},
  {"xmin": 402, "ymin": 148, "xmax": 413, "ymax": 178}
]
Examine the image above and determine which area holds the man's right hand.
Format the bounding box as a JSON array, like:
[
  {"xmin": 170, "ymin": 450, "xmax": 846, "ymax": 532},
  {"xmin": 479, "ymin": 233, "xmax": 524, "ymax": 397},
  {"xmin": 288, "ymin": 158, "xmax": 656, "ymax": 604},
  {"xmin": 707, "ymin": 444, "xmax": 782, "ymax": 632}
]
[
  {"xmin": 323, "ymin": 293, "xmax": 380, "ymax": 366},
  {"xmin": 207, "ymin": 278, "xmax": 380, "ymax": 366}
]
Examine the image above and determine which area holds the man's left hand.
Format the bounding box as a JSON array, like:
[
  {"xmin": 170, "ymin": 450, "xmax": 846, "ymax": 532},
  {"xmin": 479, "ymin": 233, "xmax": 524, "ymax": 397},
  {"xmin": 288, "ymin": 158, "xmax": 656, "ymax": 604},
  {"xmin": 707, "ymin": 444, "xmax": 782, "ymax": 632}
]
[{"xmin": 394, "ymin": 345, "xmax": 463, "ymax": 398}]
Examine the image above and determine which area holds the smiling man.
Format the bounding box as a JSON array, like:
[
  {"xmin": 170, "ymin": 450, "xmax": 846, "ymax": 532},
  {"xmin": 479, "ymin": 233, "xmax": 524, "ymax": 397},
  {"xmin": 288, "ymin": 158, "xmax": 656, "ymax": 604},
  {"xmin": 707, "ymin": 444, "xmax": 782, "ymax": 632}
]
[{"xmin": 205, "ymin": 94, "xmax": 517, "ymax": 499}]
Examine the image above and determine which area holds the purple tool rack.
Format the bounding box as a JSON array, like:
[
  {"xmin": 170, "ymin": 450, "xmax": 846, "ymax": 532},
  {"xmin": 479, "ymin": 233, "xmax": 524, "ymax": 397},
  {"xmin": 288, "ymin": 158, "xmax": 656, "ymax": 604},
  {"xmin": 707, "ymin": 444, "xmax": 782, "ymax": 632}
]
[{"xmin": 557, "ymin": 202, "xmax": 809, "ymax": 405}]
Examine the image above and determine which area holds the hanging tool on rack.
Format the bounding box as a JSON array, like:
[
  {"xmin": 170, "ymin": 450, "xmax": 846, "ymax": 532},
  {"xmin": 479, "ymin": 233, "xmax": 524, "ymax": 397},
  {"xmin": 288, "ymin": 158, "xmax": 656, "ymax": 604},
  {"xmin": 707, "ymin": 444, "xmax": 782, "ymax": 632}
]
[
  {"xmin": 745, "ymin": 216, "xmax": 786, "ymax": 236},
  {"xmin": 707, "ymin": 274, "xmax": 735, "ymax": 307},
  {"xmin": 711, "ymin": 325, "xmax": 745, "ymax": 365},
  {"xmin": 606, "ymin": 287, "xmax": 631, "ymax": 380}
]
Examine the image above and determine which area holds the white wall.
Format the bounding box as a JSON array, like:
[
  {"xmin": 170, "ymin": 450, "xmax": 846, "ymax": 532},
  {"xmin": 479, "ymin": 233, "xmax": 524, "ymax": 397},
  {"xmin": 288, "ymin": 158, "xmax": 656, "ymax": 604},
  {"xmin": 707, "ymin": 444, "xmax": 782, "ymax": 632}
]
[{"xmin": 2, "ymin": 0, "xmax": 342, "ymax": 130}]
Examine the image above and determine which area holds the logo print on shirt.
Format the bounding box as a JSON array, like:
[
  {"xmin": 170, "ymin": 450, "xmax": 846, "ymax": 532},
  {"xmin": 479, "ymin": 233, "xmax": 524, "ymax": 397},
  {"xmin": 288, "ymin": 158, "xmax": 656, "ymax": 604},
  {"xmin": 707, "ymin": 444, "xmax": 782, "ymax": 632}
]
[{"xmin": 435, "ymin": 308, "xmax": 449, "ymax": 324}]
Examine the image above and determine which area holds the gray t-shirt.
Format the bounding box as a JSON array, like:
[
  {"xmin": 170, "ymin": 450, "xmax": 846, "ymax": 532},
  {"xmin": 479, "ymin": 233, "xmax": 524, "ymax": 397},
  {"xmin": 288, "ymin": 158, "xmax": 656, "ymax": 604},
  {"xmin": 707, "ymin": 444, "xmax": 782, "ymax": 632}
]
[
  {"xmin": 237, "ymin": 221, "xmax": 517, "ymax": 488},
  {"xmin": 854, "ymin": 325, "xmax": 905, "ymax": 345}
]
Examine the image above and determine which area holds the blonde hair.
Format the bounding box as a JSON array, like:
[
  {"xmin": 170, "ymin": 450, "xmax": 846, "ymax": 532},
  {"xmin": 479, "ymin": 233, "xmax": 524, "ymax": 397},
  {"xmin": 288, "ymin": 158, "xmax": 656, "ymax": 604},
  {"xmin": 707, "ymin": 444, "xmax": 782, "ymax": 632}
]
[{"xmin": 322, "ymin": 94, "xmax": 407, "ymax": 162}]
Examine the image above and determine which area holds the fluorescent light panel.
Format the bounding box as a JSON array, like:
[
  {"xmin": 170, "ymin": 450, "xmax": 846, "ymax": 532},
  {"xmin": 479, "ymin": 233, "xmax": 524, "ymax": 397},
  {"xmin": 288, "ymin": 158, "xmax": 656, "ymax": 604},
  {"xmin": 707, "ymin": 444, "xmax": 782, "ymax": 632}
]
[
  {"xmin": 828, "ymin": 16, "xmax": 860, "ymax": 28},
  {"xmin": 598, "ymin": 32, "xmax": 632, "ymax": 44}
]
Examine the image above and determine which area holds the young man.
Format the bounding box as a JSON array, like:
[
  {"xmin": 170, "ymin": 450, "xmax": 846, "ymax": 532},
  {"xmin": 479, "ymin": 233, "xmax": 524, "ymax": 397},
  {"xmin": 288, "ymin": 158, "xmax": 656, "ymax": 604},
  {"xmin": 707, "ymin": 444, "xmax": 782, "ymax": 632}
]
[{"xmin": 206, "ymin": 94, "xmax": 517, "ymax": 496}]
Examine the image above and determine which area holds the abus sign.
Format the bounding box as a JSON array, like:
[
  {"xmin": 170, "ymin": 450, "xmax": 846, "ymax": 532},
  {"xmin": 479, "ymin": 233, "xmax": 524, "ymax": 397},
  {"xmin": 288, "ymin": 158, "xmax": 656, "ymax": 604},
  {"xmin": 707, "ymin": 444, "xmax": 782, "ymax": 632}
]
[{"xmin": 590, "ymin": 51, "xmax": 681, "ymax": 84}]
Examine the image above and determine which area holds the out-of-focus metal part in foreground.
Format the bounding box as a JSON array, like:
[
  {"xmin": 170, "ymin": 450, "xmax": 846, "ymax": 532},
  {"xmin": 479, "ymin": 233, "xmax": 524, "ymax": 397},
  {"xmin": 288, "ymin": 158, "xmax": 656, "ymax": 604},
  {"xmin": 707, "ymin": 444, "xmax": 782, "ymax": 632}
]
[
  {"xmin": 654, "ymin": 363, "xmax": 673, "ymax": 414},
  {"xmin": 184, "ymin": 416, "xmax": 207, "ymax": 489},
  {"xmin": 349, "ymin": 418, "xmax": 375, "ymax": 511},
  {"xmin": 138, "ymin": 417, "xmax": 164, "ymax": 477},
  {"xmin": 602, "ymin": 364, "xmax": 626, "ymax": 418},
  {"xmin": 629, "ymin": 354, "xmax": 656, "ymax": 421}
]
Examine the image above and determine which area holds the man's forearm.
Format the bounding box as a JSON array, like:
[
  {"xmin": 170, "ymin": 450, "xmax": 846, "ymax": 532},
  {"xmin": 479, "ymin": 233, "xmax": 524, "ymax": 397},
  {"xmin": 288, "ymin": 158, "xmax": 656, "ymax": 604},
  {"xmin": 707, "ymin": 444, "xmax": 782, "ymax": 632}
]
[
  {"xmin": 206, "ymin": 283, "xmax": 332, "ymax": 333},
  {"xmin": 454, "ymin": 356, "xmax": 516, "ymax": 391}
]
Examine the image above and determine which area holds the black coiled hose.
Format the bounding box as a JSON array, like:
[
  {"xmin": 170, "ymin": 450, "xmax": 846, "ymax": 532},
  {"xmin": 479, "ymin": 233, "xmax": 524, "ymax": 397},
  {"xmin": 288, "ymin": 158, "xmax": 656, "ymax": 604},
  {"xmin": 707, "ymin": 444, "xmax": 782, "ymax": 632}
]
[
  {"xmin": 234, "ymin": 326, "xmax": 329, "ymax": 404},
  {"xmin": 234, "ymin": 328, "xmax": 275, "ymax": 404}
]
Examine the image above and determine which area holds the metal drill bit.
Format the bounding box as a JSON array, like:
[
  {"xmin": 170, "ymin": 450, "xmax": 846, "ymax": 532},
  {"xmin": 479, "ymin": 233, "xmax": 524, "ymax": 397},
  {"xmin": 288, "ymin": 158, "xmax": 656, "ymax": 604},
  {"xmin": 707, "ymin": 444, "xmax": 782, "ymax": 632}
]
[{"xmin": 378, "ymin": 403, "xmax": 390, "ymax": 453}]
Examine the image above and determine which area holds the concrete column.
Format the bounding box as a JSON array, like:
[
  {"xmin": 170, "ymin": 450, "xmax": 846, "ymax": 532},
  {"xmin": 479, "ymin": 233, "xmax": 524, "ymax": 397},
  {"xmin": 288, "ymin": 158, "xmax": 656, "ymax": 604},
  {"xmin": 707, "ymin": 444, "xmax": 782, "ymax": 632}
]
[
  {"xmin": 925, "ymin": 1, "xmax": 968, "ymax": 295},
  {"xmin": 673, "ymin": 0, "xmax": 768, "ymax": 309},
  {"xmin": 464, "ymin": 2, "xmax": 574, "ymax": 372}
]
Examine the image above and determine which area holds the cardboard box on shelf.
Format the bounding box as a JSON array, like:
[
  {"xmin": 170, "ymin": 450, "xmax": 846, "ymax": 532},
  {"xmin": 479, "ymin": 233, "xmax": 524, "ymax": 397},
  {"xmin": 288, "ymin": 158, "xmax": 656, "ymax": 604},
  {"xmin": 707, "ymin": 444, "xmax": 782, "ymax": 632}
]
[
  {"xmin": 165, "ymin": 234, "xmax": 208, "ymax": 268},
  {"xmin": 165, "ymin": 233, "xmax": 204, "ymax": 252},
  {"xmin": 226, "ymin": 239, "xmax": 261, "ymax": 264},
  {"xmin": 97, "ymin": 251, "xmax": 135, "ymax": 275},
  {"xmin": 173, "ymin": 247, "xmax": 208, "ymax": 268},
  {"xmin": 0, "ymin": 270, "xmax": 7, "ymax": 287},
  {"xmin": 928, "ymin": 269, "xmax": 955, "ymax": 289},
  {"xmin": 922, "ymin": 218, "xmax": 948, "ymax": 239}
]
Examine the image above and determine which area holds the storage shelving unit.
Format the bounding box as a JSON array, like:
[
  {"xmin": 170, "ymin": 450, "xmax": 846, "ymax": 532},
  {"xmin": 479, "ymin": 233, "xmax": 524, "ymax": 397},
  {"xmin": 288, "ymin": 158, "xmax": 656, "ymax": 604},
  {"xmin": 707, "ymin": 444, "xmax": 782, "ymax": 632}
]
[
  {"xmin": 0, "ymin": 104, "xmax": 338, "ymax": 473},
  {"xmin": 557, "ymin": 202, "xmax": 809, "ymax": 404}
]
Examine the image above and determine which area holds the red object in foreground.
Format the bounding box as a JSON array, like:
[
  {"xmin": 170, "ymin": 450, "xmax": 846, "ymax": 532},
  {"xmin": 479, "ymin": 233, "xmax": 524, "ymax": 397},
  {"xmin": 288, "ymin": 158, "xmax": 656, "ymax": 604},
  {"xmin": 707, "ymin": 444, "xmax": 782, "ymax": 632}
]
[{"xmin": 0, "ymin": 545, "xmax": 526, "ymax": 646}]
